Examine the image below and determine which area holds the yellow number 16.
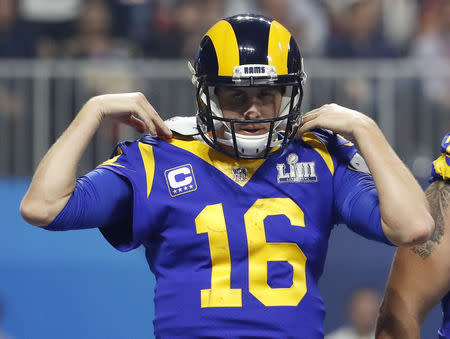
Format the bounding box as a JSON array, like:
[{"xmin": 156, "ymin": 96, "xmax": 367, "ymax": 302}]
[{"xmin": 195, "ymin": 198, "xmax": 307, "ymax": 308}]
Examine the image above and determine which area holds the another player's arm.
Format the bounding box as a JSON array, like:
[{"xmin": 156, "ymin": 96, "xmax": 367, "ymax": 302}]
[
  {"xmin": 376, "ymin": 180, "xmax": 450, "ymax": 339},
  {"xmin": 20, "ymin": 93, "xmax": 172, "ymax": 226},
  {"xmin": 298, "ymin": 104, "xmax": 434, "ymax": 246}
]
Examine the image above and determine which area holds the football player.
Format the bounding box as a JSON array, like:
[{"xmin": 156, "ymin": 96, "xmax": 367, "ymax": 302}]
[
  {"xmin": 376, "ymin": 132, "xmax": 450, "ymax": 339},
  {"xmin": 20, "ymin": 14, "xmax": 433, "ymax": 338}
]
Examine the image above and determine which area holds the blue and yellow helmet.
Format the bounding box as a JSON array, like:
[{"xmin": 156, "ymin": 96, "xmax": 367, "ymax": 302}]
[{"xmin": 191, "ymin": 14, "xmax": 307, "ymax": 159}]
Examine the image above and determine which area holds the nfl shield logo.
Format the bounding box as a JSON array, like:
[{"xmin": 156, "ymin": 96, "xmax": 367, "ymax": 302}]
[{"xmin": 232, "ymin": 167, "xmax": 248, "ymax": 183}]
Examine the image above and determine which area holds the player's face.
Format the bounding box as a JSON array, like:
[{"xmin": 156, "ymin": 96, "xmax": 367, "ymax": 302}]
[{"xmin": 216, "ymin": 87, "xmax": 283, "ymax": 135}]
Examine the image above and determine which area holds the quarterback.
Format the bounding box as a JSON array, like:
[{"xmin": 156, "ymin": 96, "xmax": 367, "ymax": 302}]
[{"xmin": 21, "ymin": 15, "xmax": 433, "ymax": 338}]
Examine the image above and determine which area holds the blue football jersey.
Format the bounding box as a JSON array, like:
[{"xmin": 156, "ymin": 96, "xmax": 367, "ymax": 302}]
[{"xmin": 96, "ymin": 129, "xmax": 387, "ymax": 339}]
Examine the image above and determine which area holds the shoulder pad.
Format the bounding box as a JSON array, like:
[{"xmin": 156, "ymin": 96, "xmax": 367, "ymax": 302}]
[
  {"xmin": 165, "ymin": 116, "xmax": 200, "ymax": 137},
  {"xmin": 348, "ymin": 153, "xmax": 371, "ymax": 174}
]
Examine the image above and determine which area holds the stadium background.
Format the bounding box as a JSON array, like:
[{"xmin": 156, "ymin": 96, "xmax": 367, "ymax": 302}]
[{"xmin": 0, "ymin": 0, "xmax": 448, "ymax": 337}]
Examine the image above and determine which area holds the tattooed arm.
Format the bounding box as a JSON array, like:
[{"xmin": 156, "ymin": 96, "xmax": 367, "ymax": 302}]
[
  {"xmin": 376, "ymin": 180, "xmax": 450, "ymax": 339},
  {"xmin": 410, "ymin": 181, "xmax": 448, "ymax": 258}
]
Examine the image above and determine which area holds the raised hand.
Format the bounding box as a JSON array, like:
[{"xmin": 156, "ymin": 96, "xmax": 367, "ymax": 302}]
[
  {"xmin": 88, "ymin": 92, "xmax": 173, "ymax": 138},
  {"xmin": 297, "ymin": 103, "xmax": 373, "ymax": 144},
  {"xmin": 20, "ymin": 92, "xmax": 172, "ymax": 226}
]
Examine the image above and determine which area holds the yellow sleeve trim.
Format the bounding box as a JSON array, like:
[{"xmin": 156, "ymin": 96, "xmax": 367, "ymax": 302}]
[
  {"xmin": 337, "ymin": 134, "xmax": 354, "ymax": 146},
  {"xmin": 302, "ymin": 132, "xmax": 335, "ymax": 175},
  {"xmin": 138, "ymin": 142, "xmax": 156, "ymax": 198}
]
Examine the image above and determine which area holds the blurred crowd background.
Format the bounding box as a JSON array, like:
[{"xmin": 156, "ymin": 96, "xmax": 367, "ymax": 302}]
[
  {"xmin": 0, "ymin": 0, "xmax": 449, "ymax": 338},
  {"xmin": 0, "ymin": 0, "xmax": 447, "ymax": 60},
  {"xmin": 0, "ymin": 0, "xmax": 449, "ymax": 179}
]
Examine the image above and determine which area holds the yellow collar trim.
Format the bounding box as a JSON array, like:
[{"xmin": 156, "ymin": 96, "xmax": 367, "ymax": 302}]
[
  {"xmin": 167, "ymin": 138, "xmax": 267, "ymax": 187},
  {"xmin": 301, "ymin": 132, "xmax": 334, "ymax": 175}
]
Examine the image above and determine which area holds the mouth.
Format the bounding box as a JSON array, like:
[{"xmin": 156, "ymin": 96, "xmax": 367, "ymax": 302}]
[
  {"xmin": 236, "ymin": 127, "xmax": 268, "ymax": 135},
  {"xmin": 234, "ymin": 123, "xmax": 269, "ymax": 135}
]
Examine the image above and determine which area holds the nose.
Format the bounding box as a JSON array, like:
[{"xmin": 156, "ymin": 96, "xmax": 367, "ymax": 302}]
[{"xmin": 243, "ymin": 99, "xmax": 262, "ymax": 120}]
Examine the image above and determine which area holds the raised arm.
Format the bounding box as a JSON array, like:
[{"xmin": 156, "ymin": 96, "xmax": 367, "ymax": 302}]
[
  {"xmin": 298, "ymin": 103, "xmax": 434, "ymax": 246},
  {"xmin": 20, "ymin": 92, "xmax": 172, "ymax": 226},
  {"xmin": 376, "ymin": 180, "xmax": 450, "ymax": 338}
]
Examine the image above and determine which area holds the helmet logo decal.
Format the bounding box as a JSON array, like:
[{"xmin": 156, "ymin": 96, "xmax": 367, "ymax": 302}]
[
  {"xmin": 232, "ymin": 64, "xmax": 277, "ymax": 82},
  {"xmin": 276, "ymin": 153, "xmax": 317, "ymax": 183}
]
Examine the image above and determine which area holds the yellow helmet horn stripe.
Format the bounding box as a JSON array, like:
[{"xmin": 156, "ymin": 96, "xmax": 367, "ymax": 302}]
[
  {"xmin": 268, "ymin": 20, "xmax": 291, "ymax": 75},
  {"xmin": 205, "ymin": 20, "xmax": 239, "ymax": 76}
]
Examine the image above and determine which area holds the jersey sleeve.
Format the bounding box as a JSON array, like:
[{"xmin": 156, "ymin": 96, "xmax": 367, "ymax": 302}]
[
  {"xmin": 309, "ymin": 129, "xmax": 392, "ymax": 245},
  {"xmin": 47, "ymin": 137, "xmax": 159, "ymax": 252},
  {"xmin": 430, "ymin": 132, "xmax": 450, "ymax": 182},
  {"xmin": 95, "ymin": 137, "xmax": 158, "ymax": 251},
  {"xmin": 44, "ymin": 167, "xmax": 132, "ymax": 231},
  {"xmin": 333, "ymin": 165, "xmax": 392, "ymax": 245}
]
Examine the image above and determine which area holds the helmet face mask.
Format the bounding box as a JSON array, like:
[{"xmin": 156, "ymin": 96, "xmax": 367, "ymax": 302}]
[{"xmin": 192, "ymin": 14, "xmax": 307, "ymax": 159}]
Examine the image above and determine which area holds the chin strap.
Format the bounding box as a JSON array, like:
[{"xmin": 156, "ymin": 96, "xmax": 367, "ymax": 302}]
[{"xmin": 220, "ymin": 130, "xmax": 282, "ymax": 156}]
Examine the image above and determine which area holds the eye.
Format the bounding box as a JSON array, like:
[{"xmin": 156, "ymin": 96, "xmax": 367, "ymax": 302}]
[
  {"xmin": 258, "ymin": 89, "xmax": 275, "ymax": 99},
  {"xmin": 230, "ymin": 91, "xmax": 245, "ymax": 102}
]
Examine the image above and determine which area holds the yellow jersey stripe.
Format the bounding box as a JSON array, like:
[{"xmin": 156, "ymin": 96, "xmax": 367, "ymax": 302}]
[
  {"xmin": 206, "ymin": 20, "xmax": 239, "ymax": 76},
  {"xmin": 138, "ymin": 142, "xmax": 156, "ymax": 198},
  {"xmin": 302, "ymin": 132, "xmax": 335, "ymax": 175},
  {"xmin": 97, "ymin": 146, "xmax": 125, "ymax": 169},
  {"xmin": 337, "ymin": 134, "xmax": 354, "ymax": 146},
  {"xmin": 267, "ymin": 20, "xmax": 291, "ymax": 75}
]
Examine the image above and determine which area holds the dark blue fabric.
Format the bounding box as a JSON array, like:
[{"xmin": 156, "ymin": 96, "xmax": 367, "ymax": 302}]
[
  {"xmin": 333, "ymin": 166, "xmax": 391, "ymax": 245},
  {"xmin": 45, "ymin": 168, "xmax": 132, "ymax": 231}
]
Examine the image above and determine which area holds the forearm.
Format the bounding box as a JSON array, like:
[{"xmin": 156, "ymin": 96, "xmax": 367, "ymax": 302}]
[
  {"xmin": 376, "ymin": 276, "xmax": 429, "ymax": 339},
  {"xmin": 353, "ymin": 118, "xmax": 433, "ymax": 246},
  {"xmin": 376, "ymin": 308, "xmax": 421, "ymax": 339},
  {"xmin": 21, "ymin": 99, "xmax": 102, "ymax": 226}
]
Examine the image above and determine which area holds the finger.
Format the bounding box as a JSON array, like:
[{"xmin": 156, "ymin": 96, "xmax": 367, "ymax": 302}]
[
  {"xmin": 297, "ymin": 120, "xmax": 318, "ymax": 137},
  {"xmin": 134, "ymin": 110, "xmax": 156, "ymax": 135},
  {"xmin": 133, "ymin": 102, "xmax": 157, "ymax": 135},
  {"xmin": 303, "ymin": 104, "xmax": 330, "ymax": 116},
  {"xmin": 301, "ymin": 111, "xmax": 320, "ymax": 123},
  {"xmin": 140, "ymin": 98, "xmax": 173, "ymax": 138},
  {"xmin": 129, "ymin": 115, "xmax": 146, "ymax": 133},
  {"xmin": 146, "ymin": 120, "xmax": 157, "ymax": 135},
  {"xmin": 303, "ymin": 103, "xmax": 340, "ymax": 118},
  {"xmin": 303, "ymin": 107, "xmax": 322, "ymax": 116},
  {"xmin": 118, "ymin": 114, "xmax": 147, "ymax": 133}
]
